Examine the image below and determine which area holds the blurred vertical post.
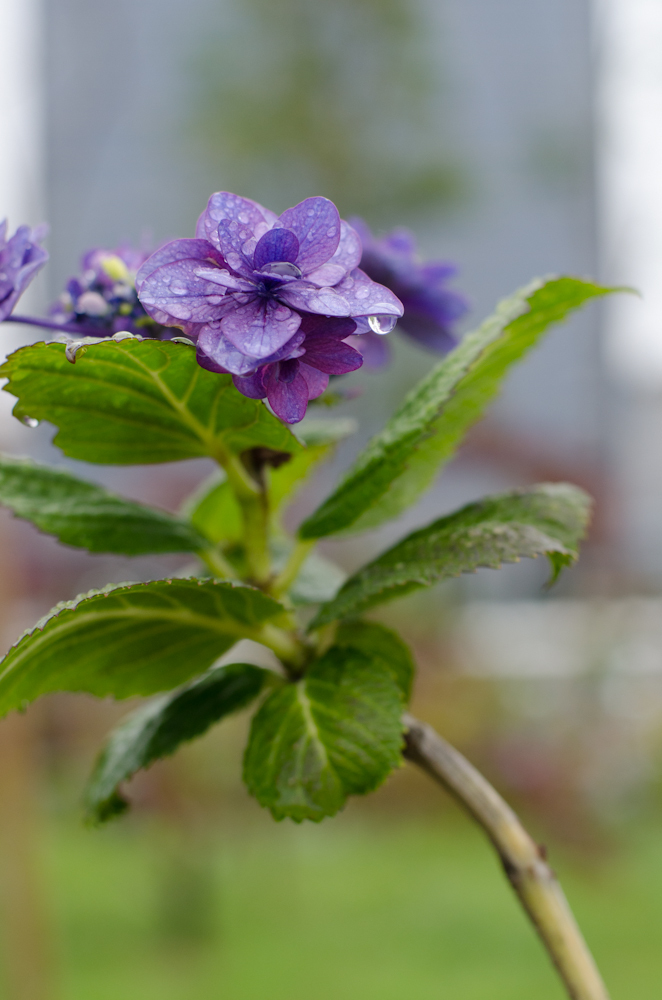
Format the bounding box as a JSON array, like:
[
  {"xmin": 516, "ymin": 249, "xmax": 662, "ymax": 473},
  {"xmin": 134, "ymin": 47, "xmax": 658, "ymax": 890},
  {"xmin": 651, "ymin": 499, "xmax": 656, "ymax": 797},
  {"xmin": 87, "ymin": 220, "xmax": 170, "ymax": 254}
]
[
  {"xmin": 0, "ymin": 708, "xmax": 55, "ymax": 1000},
  {"xmin": 0, "ymin": 1, "xmax": 54, "ymax": 997},
  {"xmin": 594, "ymin": 0, "xmax": 662, "ymax": 582}
]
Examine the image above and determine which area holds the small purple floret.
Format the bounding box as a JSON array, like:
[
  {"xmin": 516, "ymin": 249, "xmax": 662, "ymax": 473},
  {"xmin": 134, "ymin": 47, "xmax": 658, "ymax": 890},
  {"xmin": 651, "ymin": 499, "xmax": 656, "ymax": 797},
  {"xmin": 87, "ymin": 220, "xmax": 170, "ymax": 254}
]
[
  {"xmin": 136, "ymin": 192, "xmax": 404, "ymax": 422},
  {"xmin": 0, "ymin": 221, "xmax": 48, "ymax": 322},
  {"xmin": 350, "ymin": 218, "xmax": 468, "ymax": 366}
]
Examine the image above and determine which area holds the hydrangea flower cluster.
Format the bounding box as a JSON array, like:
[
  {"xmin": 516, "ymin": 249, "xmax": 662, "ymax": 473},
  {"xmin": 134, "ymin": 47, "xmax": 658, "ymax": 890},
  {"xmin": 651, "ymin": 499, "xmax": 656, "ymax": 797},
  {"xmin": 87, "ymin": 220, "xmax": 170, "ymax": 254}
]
[
  {"xmin": 0, "ymin": 221, "xmax": 48, "ymax": 322},
  {"xmin": 50, "ymin": 245, "xmax": 169, "ymax": 337},
  {"xmin": 349, "ymin": 219, "xmax": 468, "ymax": 367},
  {"xmin": 136, "ymin": 193, "xmax": 404, "ymax": 423}
]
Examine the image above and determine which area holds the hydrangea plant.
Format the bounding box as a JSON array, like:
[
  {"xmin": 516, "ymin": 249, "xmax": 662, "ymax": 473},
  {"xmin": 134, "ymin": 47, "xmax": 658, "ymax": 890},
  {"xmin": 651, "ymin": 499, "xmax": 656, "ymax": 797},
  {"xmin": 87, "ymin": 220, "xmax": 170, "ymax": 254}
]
[{"xmin": 0, "ymin": 195, "xmax": 617, "ymax": 1000}]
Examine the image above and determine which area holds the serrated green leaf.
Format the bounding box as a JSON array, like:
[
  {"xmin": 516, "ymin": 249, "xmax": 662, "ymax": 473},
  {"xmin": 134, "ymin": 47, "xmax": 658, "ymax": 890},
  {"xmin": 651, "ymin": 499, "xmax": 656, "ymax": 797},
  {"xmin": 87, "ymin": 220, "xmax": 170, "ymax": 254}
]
[
  {"xmin": 243, "ymin": 645, "xmax": 404, "ymax": 821},
  {"xmin": 0, "ymin": 339, "xmax": 301, "ymax": 465},
  {"xmin": 0, "ymin": 452, "xmax": 207, "ymax": 555},
  {"xmin": 85, "ymin": 661, "xmax": 269, "ymax": 823},
  {"xmin": 300, "ymin": 278, "xmax": 616, "ymax": 539},
  {"xmin": 0, "ymin": 578, "xmax": 287, "ymax": 717},
  {"xmin": 311, "ymin": 484, "xmax": 592, "ymax": 626},
  {"xmin": 333, "ymin": 621, "xmax": 414, "ymax": 701}
]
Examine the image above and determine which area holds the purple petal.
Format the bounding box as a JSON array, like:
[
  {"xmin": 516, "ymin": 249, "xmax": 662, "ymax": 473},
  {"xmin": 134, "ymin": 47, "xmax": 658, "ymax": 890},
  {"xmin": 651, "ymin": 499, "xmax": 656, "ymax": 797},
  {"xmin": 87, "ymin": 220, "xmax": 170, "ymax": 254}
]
[
  {"xmin": 198, "ymin": 322, "xmax": 306, "ymax": 375},
  {"xmin": 299, "ymin": 362, "xmax": 329, "ymax": 399},
  {"xmin": 232, "ymin": 369, "xmax": 268, "ymax": 399},
  {"xmin": 254, "ymin": 228, "xmax": 299, "ymax": 270},
  {"xmin": 301, "ymin": 335, "xmax": 363, "ymax": 375},
  {"xmin": 332, "ymin": 268, "xmax": 404, "ymax": 319},
  {"xmin": 220, "ymin": 299, "xmax": 302, "ymax": 359},
  {"xmin": 277, "ymin": 281, "xmax": 350, "ymax": 317},
  {"xmin": 137, "ymin": 255, "xmax": 234, "ymax": 327},
  {"xmin": 198, "ymin": 192, "xmax": 278, "ymax": 276},
  {"xmin": 277, "ymin": 197, "xmax": 340, "ymax": 275},
  {"xmin": 196, "ymin": 345, "xmax": 231, "ymax": 374},
  {"xmin": 136, "ymin": 239, "xmax": 224, "ymax": 287},
  {"xmin": 383, "ymin": 228, "xmax": 417, "ymax": 255},
  {"xmin": 305, "ymin": 220, "xmax": 362, "ymax": 287},
  {"xmin": 0, "ymin": 224, "xmax": 49, "ymax": 321},
  {"xmin": 265, "ymin": 362, "xmax": 309, "ymax": 423},
  {"xmin": 198, "ymin": 328, "xmax": 262, "ymax": 376},
  {"xmin": 297, "ymin": 313, "xmax": 356, "ymax": 339},
  {"xmin": 345, "ymin": 331, "xmax": 391, "ymax": 369}
]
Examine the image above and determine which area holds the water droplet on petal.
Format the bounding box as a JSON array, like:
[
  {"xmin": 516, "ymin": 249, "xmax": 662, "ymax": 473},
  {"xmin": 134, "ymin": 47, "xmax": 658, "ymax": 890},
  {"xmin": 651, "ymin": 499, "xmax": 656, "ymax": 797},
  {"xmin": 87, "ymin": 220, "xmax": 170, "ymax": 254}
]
[
  {"xmin": 368, "ymin": 315, "xmax": 397, "ymax": 335},
  {"xmin": 22, "ymin": 417, "xmax": 39, "ymax": 428},
  {"xmin": 260, "ymin": 261, "xmax": 302, "ymax": 278}
]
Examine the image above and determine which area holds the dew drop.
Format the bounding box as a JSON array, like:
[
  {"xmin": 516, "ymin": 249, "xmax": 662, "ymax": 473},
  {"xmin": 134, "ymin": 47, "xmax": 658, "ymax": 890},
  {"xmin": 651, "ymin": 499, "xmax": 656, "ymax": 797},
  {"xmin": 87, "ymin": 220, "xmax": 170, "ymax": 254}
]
[
  {"xmin": 22, "ymin": 417, "xmax": 39, "ymax": 428},
  {"xmin": 260, "ymin": 261, "xmax": 302, "ymax": 278},
  {"xmin": 368, "ymin": 314, "xmax": 397, "ymax": 335}
]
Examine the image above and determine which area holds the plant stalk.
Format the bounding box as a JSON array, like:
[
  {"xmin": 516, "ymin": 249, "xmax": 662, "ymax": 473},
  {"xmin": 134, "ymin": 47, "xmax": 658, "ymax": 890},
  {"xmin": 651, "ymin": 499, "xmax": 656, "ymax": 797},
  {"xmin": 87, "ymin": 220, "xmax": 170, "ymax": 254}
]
[
  {"xmin": 402, "ymin": 714, "xmax": 610, "ymax": 1000},
  {"xmin": 270, "ymin": 539, "xmax": 315, "ymax": 598}
]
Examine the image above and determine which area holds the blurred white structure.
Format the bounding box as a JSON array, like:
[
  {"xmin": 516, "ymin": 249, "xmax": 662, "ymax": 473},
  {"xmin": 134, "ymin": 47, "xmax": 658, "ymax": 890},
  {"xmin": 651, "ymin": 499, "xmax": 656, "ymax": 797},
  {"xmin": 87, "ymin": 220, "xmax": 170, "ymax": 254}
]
[
  {"xmin": 596, "ymin": 0, "xmax": 662, "ymax": 384},
  {"xmin": 0, "ymin": 0, "xmax": 46, "ymax": 428},
  {"xmin": 0, "ymin": 0, "xmax": 45, "ymax": 235}
]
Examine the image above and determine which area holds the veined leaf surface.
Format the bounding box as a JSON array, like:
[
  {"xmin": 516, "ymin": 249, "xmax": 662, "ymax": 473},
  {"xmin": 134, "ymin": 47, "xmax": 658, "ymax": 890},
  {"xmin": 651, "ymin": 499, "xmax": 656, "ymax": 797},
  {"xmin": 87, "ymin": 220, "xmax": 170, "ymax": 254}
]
[
  {"xmin": 300, "ymin": 278, "xmax": 615, "ymax": 538},
  {"xmin": 85, "ymin": 661, "xmax": 270, "ymax": 823},
  {"xmin": 0, "ymin": 453, "xmax": 207, "ymax": 554},
  {"xmin": 0, "ymin": 578, "xmax": 286, "ymax": 716},
  {"xmin": 0, "ymin": 339, "xmax": 301, "ymax": 464},
  {"xmin": 311, "ymin": 484, "xmax": 592, "ymax": 625},
  {"xmin": 243, "ymin": 645, "xmax": 404, "ymax": 821}
]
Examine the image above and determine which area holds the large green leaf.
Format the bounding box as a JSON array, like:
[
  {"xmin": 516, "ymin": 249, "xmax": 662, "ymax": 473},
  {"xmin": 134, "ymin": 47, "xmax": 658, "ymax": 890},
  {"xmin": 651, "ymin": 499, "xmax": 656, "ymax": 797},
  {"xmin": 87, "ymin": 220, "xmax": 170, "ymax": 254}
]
[
  {"xmin": 0, "ymin": 338, "xmax": 301, "ymax": 464},
  {"xmin": 311, "ymin": 484, "xmax": 591, "ymax": 626},
  {"xmin": 333, "ymin": 620, "xmax": 415, "ymax": 701},
  {"xmin": 85, "ymin": 661, "xmax": 270, "ymax": 823},
  {"xmin": 243, "ymin": 645, "xmax": 405, "ymax": 821},
  {"xmin": 0, "ymin": 578, "xmax": 286, "ymax": 716},
  {"xmin": 0, "ymin": 453, "xmax": 208, "ymax": 555},
  {"xmin": 300, "ymin": 278, "xmax": 615, "ymax": 539}
]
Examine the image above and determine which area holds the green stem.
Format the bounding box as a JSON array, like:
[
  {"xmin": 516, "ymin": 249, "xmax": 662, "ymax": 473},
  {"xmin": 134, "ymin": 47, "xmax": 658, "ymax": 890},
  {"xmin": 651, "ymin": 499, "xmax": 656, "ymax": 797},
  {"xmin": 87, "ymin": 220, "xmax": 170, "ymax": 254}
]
[
  {"xmin": 270, "ymin": 539, "xmax": 315, "ymax": 598},
  {"xmin": 256, "ymin": 623, "xmax": 308, "ymax": 671},
  {"xmin": 216, "ymin": 451, "xmax": 271, "ymax": 586},
  {"xmin": 197, "ymin": 547, "xmax": 236, "ymax": 580}
]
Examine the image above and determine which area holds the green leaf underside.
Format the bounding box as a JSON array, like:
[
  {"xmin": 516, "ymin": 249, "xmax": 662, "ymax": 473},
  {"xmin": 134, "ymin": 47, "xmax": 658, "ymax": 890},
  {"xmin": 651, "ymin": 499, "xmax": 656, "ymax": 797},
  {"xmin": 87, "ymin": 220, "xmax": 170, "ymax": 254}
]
[
  {"xmin": 333, "ymin": 620, "xmax": 415, "ymax": 701},
  {"xmin": 300, "ymin": 277, "xmax": 614, "ymax": 539},
  {"xmin": 0, "ymin": 579, "xmax": 286, "ymax": 717},
  {"xmin": 243, "ymin": 646, "xmax": 404, "ymax": 821},
  {"xmin": 311, "ymin": 484, "xmax": 592, "ymax": 626},
  {"xmin": 85, "ymin": 662, "xmax": 269, "ymax": 823},
  {"xmin": 0, "ymin": 453, "xmax": 208, "ymax": 555},
  {"xmin": 0, "ymin": 339, "xmax": 301, "ymax": 465}
]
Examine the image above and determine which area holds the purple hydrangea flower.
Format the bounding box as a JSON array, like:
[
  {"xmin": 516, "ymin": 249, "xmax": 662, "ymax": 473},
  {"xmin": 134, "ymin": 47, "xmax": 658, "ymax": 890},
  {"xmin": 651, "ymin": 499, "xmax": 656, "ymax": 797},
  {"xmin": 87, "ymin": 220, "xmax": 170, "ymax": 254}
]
[
  {"xmin": 136, "ymin": 193, "xmax": 403, "ymax": 423},
  {"xmin": 348, "ymin": 219, "xmax": 468, "ymax": 366},
  {"xmin": 50, "ymin": 244, "xmax": 169, "ymax": 337},
  {"xmin": 0, "ymin": 221, "xmax": 48, "ymax": 321}
]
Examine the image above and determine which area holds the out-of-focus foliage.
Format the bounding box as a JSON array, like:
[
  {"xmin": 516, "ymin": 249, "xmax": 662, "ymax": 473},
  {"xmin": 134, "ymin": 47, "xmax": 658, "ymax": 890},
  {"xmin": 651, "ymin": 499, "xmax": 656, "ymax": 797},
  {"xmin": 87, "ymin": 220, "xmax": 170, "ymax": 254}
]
[{"xmin": 188, "ymin": 0, "xmax": 465, "ymax": 222}]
